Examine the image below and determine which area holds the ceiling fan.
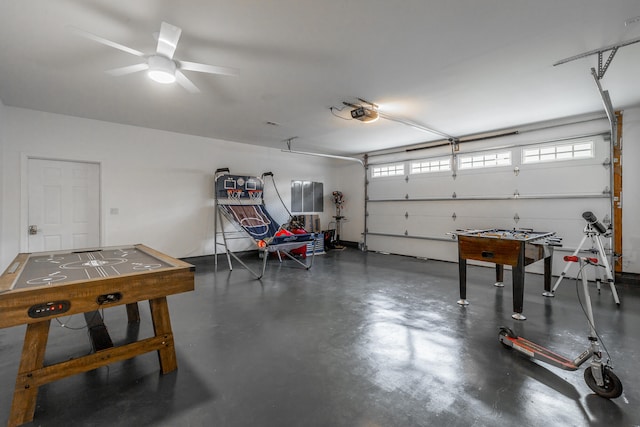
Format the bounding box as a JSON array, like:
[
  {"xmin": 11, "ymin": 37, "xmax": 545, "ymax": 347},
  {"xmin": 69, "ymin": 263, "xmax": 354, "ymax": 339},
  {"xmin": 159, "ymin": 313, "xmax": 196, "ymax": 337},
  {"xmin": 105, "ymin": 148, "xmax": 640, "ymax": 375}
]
[{"xmin": 70, "ymin": 21, "xmax": 238, "ymax": 93}]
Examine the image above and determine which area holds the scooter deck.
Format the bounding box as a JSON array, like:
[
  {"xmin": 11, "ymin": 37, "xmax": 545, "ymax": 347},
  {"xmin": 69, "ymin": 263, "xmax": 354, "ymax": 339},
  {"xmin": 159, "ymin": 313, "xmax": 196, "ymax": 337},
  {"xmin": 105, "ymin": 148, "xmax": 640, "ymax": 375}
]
[{"xmin": 499, "ymin": 331, "xmax": 579, "ymax": 371}]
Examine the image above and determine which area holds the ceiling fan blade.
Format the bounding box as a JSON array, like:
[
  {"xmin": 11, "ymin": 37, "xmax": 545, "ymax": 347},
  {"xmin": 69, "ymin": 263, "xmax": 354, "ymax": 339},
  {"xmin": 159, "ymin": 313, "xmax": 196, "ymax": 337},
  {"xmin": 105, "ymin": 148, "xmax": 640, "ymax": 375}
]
[
  {"xmin": 179, "ymin": 61, "xmax": 239, "ymax": 76},
  {"xmin": 105, "ymin": 63, "xmax": 149, "ymax": 76},
  {"xmin": 68, "ymin": 26, "xmax": 145, "ymax": 57},
  {"xmin": 156, "ymin": 22, "xmax": 182, "ymax": 59},
  {"xmin": 175, "ymin": 71, "xmax": 200, "ymax": 93}
]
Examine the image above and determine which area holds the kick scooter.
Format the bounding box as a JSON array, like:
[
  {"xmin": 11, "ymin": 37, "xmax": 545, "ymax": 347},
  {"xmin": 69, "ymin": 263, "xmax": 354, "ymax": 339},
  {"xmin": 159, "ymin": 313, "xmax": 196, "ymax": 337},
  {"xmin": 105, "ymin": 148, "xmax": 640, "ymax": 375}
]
[{"xmin": 498, "ymin": 255, "xmax": 623, "ymax": 399}]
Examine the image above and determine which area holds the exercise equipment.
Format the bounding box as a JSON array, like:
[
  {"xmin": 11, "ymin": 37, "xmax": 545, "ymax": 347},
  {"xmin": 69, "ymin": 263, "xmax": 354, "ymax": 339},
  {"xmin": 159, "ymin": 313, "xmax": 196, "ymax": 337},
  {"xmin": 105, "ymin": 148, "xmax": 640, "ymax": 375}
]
[
  {"xmin": 499, "ymin": 255, "xmax": 623, "ymax": 399},
  {"xmin": 214, "ymin": 169, "xmax": 320, "ymax": 279},
  {"xmin": 549, "ymin": 211, "xmax": 619, "ymax": 305}
]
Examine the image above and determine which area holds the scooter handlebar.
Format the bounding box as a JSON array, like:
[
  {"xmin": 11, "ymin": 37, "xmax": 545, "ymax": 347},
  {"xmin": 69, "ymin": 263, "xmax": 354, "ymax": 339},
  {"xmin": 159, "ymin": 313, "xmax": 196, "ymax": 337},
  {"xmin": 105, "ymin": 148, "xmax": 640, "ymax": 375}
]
[{"xmin": 563, "ymin": 255, "xmax": 598, "ymax": 264}]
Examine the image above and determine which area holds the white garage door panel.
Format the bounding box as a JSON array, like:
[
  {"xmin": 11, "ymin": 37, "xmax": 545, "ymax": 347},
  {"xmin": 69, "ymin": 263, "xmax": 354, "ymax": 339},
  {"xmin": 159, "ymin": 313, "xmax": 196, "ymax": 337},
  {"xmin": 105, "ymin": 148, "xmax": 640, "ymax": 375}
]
[
  {"xmin": 453, "ymin": 168, "xmax": 517, "ymax": 197},
  {"xmin": 510, "ymin": 198, "xmax": 611, "ymax": 249},
  {"xmin": 516, "ymin": 163, "xmax": 609, "ymax": 196},
  {"xmin": 367, "ymin": 177, "xmax": 407, "ymax": 200},
  {"xmin": 368, "ymin": 203, "xmax": 408, "ymax": 215},
  {"xmin": 509, "ymin": 198, "xmax": 610, "ymax": 222},
  {"xmin": 370, "ymin": 198, "xmax": 609, "ymax": 245},
  {"xmin": 367, "ymin": 213, "xmax": 407, "ymax": 235},
  {"xmin": 369, "ymin": 200, "xmax": 517, "ymax": 229},
  {"xmin": 367, "ymin": 235, "xmax": 458, "ymax": 261},
  {"xmin": 405, "ymin": 174, "xmax": 457, "ymax": 198},
  {"xmin": 370, "ymin": 200, "xmax": 517, "ymax": 219},
  {"xmin": 403, "ymin": 204, "xmax": 513, "ymax": 237},
  {"xmin": 405, "ymin": 216, "xmax": 454, "ymax": 238}
]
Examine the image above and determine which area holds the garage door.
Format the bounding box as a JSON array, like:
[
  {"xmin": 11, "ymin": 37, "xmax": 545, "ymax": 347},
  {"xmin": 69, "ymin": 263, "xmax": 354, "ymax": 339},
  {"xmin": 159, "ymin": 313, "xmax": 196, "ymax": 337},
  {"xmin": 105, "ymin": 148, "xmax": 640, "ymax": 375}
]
[{"xmin": 365, "ymin": 119, "xmax": 612, "ymax": 277}]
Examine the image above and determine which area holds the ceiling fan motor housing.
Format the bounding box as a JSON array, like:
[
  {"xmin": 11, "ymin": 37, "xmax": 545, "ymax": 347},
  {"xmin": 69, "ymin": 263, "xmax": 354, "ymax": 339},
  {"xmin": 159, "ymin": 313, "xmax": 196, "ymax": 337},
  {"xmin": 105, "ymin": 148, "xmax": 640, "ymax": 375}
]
[{"xmin": 147, "ymin": 55, "xmax": 177, "ymax": 83}]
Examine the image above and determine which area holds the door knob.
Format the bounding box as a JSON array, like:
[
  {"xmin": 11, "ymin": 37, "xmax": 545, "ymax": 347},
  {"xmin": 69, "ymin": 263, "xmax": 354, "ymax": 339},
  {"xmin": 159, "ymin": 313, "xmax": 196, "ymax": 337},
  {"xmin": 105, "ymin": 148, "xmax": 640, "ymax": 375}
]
[{"xmin": 28, "ymin": 225, "xmax": 38, "ymax": 235}]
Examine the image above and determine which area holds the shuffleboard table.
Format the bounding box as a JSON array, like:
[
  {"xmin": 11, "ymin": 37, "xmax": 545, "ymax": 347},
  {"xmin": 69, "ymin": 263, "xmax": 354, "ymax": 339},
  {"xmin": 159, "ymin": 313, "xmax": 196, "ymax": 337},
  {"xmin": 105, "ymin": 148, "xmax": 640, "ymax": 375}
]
[
  {"xmin": 0, "ymin": 244, "xmax": 194, "ymax": 427},
  {"xmin": 453, "ymin": 229, "xmax": 561, "ymax": 321}
]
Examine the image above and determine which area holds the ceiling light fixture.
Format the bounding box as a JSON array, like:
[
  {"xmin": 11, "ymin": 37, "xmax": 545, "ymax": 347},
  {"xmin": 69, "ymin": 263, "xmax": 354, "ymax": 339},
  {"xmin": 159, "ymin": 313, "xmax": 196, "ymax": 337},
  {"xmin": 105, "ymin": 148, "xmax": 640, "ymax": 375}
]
[{"xmin": 147, "ymin": 55, "xmax": 177, "ymax": 84}]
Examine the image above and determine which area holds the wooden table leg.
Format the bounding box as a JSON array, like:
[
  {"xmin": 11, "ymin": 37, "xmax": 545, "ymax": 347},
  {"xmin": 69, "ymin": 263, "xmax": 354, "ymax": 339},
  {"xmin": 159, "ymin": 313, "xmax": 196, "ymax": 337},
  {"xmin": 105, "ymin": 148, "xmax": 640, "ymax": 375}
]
[
  {"xmin": 8, "ymin": 320, "xmax": 50, "ymax": 427},
  {"xmin": 148, "ymin": 297, "xmax": 177, "ymax": 374},
  {"xmin": 126, "ymin": 302, "xmax": 140, "ymax": 323}
]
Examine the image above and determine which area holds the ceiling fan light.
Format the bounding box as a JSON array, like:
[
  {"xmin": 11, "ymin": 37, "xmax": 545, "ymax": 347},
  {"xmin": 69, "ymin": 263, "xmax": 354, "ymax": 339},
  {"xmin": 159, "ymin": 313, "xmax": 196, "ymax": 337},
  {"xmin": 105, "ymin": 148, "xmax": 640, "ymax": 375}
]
[
  {"xmin": 148, "ymin": 69, "xmax": 176, "ymax": 84},
  {"xmin": 147, "ymin": 55, "xmax": 177, "ymax": 84}
]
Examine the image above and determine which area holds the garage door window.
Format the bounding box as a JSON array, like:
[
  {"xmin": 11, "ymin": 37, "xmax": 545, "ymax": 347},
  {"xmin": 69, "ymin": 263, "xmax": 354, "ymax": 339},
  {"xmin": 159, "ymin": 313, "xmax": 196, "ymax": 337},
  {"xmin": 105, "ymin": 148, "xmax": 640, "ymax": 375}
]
[
  {"xmin": 371, "ymin": 163, "xmax": 405, "ymax": 178},
  {"xmin": 410, "ymin": 157, "xmax": 451, "ymax": 174},
  {"xmin": 458, "ymin": 151, "xmax": 511, "ymax": 170},
  {"xmin": 522, "ymin": 141, "xmax": 594, "ymax": 164}
]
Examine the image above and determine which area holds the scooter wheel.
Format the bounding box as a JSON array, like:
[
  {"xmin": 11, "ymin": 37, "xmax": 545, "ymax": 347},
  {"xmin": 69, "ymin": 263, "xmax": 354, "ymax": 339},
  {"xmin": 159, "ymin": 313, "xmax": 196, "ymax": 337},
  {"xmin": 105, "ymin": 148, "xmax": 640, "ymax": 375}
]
[
  {"xmin": 584, "ymin": 366, "xmax": 623, "ymax": 399},
  {"xmin": 498, "ymin": 326, "xmax": 517, "ymax": 338}
]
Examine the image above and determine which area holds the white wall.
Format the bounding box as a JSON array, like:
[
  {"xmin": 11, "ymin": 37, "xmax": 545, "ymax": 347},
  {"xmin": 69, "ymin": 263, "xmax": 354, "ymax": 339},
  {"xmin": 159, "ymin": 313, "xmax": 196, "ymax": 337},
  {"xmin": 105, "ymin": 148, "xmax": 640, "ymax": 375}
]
[
  {"xmin": 622, "ymin": 107, "xmax": 640, "ymax": 274},
  {"xmin": 0, "ymin": 107, "xmax": 342, "ymax": 270},
  {"xmin": 0, "ymin": 101, "xmax": 5, "ymax": 269},
  {"xmin": 333, "ymin": 161, "xmax": 366, "ymax": 245},
  {"xmin": 3, "ymin": 106, "xmax": 637, "ymax": 275}
]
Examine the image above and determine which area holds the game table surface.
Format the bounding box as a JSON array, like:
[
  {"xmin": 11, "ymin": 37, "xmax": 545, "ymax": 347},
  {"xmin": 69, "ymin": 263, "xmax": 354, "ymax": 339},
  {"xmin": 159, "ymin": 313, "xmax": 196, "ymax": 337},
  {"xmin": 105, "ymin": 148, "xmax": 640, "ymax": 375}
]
[
  {"xmin": 0, "ymin": 244, "xmax": 194, "ymax": 330},
  {"xmin": 2, "ymin": 245, "xmax": 173, "ymax": 292},
  {"xmin": 454, "ymin": 228, "xmax": 555, "ymax": 242}
]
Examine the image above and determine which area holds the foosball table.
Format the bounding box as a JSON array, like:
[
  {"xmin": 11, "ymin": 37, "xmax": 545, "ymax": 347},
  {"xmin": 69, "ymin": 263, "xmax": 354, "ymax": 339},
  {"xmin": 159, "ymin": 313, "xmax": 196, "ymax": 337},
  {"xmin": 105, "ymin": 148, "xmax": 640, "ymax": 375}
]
[{"xmin": 452, "ymin": 228, "xmax": 562, "ymax": 320}]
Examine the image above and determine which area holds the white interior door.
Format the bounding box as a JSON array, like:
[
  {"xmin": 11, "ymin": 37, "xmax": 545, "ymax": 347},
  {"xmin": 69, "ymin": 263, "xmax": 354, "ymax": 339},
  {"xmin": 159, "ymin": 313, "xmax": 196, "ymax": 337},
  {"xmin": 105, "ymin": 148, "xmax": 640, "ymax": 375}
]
[{"xmin": 27, "ymin": 158, "xmax": 100, "ymax": 252}]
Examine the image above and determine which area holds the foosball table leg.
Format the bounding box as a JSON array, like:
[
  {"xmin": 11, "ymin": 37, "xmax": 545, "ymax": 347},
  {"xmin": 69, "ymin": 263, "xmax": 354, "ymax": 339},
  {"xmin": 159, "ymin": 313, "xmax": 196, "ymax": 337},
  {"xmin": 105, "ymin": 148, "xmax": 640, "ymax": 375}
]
[
  {"xmin": 494, "ymin": 264, "xmax": 504, "ymax": 287},
  {"xmin": 457, "ymin": 257, "xmax": 470, "ymax": 306},
  {"xmin": 542, "ymin": 255, "xmax": 554, "ymax": 297}
]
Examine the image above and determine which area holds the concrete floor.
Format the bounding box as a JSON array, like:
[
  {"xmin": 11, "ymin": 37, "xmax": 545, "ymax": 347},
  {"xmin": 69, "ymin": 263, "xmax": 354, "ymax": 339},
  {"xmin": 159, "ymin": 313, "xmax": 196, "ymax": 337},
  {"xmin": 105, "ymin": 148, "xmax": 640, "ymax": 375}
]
[{"xmin": 1, "ymin": 248, "xmax": 639, "ymax": 426}]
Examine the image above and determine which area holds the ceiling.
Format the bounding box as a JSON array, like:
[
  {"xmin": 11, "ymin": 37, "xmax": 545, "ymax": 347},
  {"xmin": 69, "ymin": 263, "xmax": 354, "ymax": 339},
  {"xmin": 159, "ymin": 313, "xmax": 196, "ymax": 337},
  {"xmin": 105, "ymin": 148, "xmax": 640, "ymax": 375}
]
[{"xmin": 1, "ymin": 1, "xmax": 639, "ymax": 156}]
